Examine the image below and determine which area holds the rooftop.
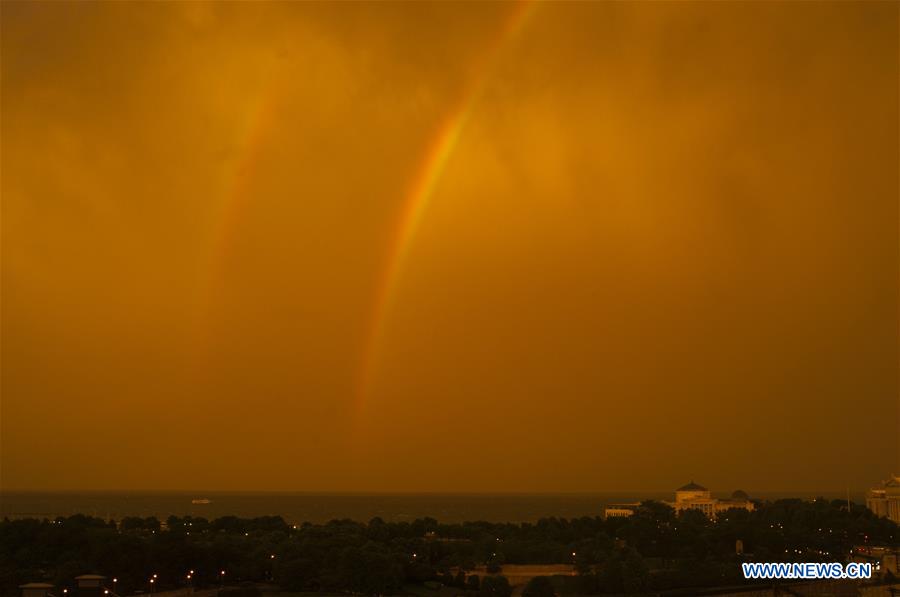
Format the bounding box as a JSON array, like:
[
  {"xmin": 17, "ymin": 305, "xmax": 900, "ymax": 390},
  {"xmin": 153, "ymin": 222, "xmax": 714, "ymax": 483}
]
[{"xmin": 677, "ymin": 481, "xmax": 708, "ymax": 492}]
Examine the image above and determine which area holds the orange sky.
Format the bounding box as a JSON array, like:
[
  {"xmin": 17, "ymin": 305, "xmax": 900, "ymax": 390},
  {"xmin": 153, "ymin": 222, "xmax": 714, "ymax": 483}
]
[{"xmin": 2, "ymin": 1, "xmax": 898, "ymax": 493}]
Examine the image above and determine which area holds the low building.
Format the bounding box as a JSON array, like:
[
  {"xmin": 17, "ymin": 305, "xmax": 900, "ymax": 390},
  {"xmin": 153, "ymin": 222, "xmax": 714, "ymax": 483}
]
[
  {"xmin": 74, "ymin": 575, "xmax": 106, "ymax": 597},
  {"xmin": 604, "ymin": 502, "xmax": 640, "ymax": 518},
  {"xmin": 715, "ymin": 489, "xmax": 755, "ymax": 516},
  {"xmin": 461, "ymin": 564, "xmax": 576, "ymax": 587},
  {"xmin": 866, "ymin": 474, "xmax": 900, "ymax": 523},
  {"xmin": 852, "ymin": 545, "xmax": 900, "ymax": 578},
  {"xmin": 604, "ymin": 483, "xmax": 754, "ymax": 519},
  {"xmin": 19, "ymin": 584, "xmax": 54, "ymax": 597},
  {"xmin": 665, "ymin": 481, "xmax": 754, "ymax": 518}
]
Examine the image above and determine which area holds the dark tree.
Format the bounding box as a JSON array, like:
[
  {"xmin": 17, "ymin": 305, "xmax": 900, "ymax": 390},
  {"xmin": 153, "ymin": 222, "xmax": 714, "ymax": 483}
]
[
  {"xmin": 522, "ymin": 576, "xmax": 555, "ymax": 597},
  {"xmin": 466, "ymin": 574, "xmax": 481, "ymax": 591},
  {"xmin": 480, "ymin": 575, "xmax": 512, "ymax": 597}
]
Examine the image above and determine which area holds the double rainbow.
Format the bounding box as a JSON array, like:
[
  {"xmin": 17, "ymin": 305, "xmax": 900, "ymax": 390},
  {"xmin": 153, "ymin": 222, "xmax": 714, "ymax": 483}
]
[{"xmin": 200, "ymin": 2, "xmax": 539, "ymax": 413}]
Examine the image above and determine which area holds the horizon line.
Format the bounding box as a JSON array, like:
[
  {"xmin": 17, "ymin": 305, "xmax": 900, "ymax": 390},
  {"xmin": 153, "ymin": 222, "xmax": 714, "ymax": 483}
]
[{"xmin": 0, "ymin": 488, "xmax": 870, "ymax": 496}]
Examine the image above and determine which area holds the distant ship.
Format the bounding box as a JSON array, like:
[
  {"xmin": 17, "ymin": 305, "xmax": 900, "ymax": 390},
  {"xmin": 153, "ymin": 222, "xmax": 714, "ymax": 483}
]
[{"xmin": 191, "ymin": 498, "xmax": 212, "ymax": 505}]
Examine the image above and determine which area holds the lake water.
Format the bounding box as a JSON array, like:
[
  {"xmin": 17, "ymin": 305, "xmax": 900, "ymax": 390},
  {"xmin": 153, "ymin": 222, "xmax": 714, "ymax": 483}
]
[{"xmin": 0, "ymin": 491, "xmax": 863, "ymax": 524}]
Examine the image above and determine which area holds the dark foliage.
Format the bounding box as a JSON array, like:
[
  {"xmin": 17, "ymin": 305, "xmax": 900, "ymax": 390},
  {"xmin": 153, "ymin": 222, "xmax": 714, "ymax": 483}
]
[
  {"xmin": 523, "ymin": 576, "xmax": 555, "ymax": 597},
  {"xmin": 0, "ymin": 499, "xmax": 895, "ymax": 596}
]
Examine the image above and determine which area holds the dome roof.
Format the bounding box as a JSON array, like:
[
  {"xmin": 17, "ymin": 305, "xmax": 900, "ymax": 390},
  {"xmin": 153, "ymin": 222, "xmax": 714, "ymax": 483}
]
[
  {"xmin": 677, "ymin": 481, "xmax": 707, "ymax": 491},
  {"xmin": 731, "ymin": 489, "xmax": 749, "ymax": 500}
]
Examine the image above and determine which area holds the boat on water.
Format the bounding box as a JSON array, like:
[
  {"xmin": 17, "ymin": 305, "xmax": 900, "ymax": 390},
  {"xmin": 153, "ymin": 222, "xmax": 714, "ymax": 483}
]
[{"xmin": 191, "ymin": 498, "xmax": 212, "ymax": 505}]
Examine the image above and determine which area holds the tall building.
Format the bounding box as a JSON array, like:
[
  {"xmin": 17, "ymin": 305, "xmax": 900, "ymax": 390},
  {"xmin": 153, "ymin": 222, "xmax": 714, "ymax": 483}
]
[{"xmin": 866, "ymin": 474, "xmax": 900, "ymax": 523}]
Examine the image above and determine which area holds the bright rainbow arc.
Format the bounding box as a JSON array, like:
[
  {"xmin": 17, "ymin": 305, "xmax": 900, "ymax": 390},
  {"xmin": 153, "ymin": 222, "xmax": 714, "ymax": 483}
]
[
  {"xmin": 194, "ymin": 4, "xmax": 538, "ymax": 406},
  {"xmin": 355, "ymin": 0, "xmax": 539, "ymax": 415}
]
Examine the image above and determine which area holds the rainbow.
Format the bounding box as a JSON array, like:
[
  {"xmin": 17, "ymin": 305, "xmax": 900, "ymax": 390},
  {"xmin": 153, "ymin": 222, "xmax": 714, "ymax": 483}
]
[
  {"xmin": 192, "ymin": 71, "xmax": 285, "ymax": 360},
  {"xmin": 355, "ymin": 0, "xmax": 539, "ymax": 414},
  {"xmin": 194, "ymin": 3, "xmax": 538, "ymax": 406}
]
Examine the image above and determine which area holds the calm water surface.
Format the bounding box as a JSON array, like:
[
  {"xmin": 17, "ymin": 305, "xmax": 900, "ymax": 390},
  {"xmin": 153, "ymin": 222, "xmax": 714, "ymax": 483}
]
[{"xmin": 0, "ymin": 491, "xmax": 863, "ymax": 524}]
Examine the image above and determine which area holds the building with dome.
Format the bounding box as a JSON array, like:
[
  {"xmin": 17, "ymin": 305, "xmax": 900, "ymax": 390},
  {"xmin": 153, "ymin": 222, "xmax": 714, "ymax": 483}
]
[
  {"xmin": 603, "ymin": 482, "xmax": 754, "ymax": 519},
  {"xmin": 664, "ymin": 481, "xmax": 755, "ymax": 518},
  {"xmin": 866, "ymin": 474, "xmax": 900, "ymax": 523}
]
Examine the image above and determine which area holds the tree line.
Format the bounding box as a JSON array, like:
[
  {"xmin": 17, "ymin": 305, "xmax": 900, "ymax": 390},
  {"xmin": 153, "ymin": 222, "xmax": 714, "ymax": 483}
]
[{"xmin": 0, "ymin": 498, "xmax": 896, "ymax": 596}]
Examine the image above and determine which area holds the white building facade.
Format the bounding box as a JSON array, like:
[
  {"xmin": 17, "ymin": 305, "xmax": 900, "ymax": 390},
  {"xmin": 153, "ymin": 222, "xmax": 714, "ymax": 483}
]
[
  {"xmin": 665, "ymin": 481, "xmax": 754, "ymax": 518},
  {"xmin": 603, "ymin": 482, "xmax": 754, "ymax": 519},
  {"xmin": 866, "ymin": 474, "xmax": 900, "ymax": 523}
]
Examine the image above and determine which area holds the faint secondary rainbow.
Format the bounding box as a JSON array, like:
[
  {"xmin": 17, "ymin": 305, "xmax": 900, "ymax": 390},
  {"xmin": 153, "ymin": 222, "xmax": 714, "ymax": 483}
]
[
  {"xmin": 355, "ymin": 0, "xmax": 539, "ymax": 414},
  {"xmin": 194, "ymin": 73, "xmax": 285, "ymax": 356}
]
